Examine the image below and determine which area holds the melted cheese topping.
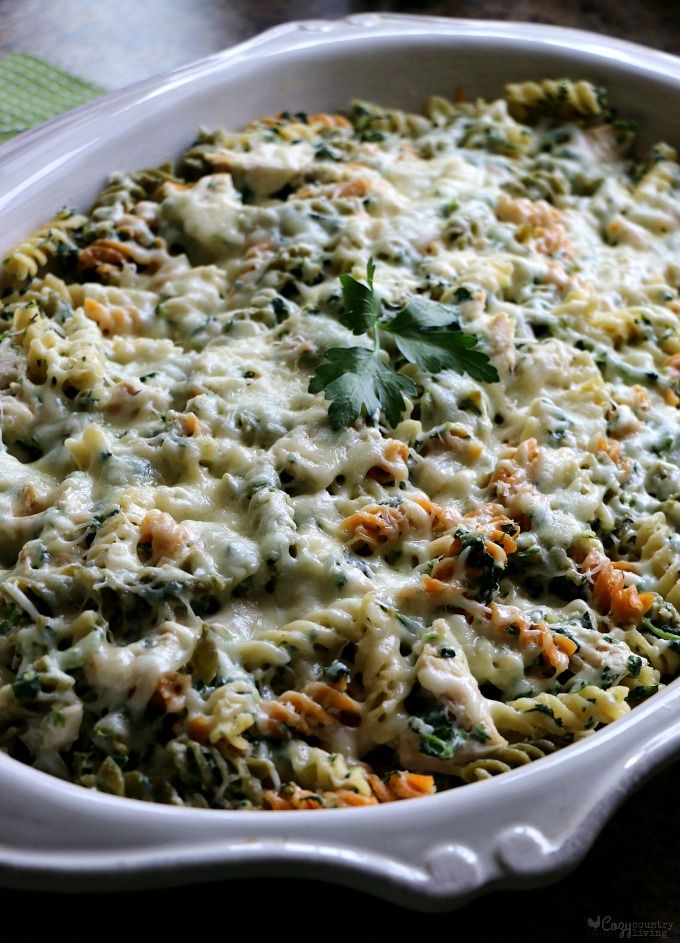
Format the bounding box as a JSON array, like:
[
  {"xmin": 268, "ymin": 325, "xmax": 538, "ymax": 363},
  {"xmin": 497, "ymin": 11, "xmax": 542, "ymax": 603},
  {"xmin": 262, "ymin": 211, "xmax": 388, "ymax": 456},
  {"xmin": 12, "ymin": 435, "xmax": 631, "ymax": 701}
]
[{"xmin": 0, "ymin": 80, "xmax": 679, "ymax": 809}]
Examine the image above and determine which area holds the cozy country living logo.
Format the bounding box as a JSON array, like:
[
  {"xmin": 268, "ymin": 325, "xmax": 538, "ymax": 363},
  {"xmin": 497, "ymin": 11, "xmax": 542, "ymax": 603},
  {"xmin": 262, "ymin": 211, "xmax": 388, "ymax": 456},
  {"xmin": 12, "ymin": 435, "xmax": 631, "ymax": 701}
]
[{"xmin": 587, "ymin": 916, "xmax": 673, "ymax": 939}]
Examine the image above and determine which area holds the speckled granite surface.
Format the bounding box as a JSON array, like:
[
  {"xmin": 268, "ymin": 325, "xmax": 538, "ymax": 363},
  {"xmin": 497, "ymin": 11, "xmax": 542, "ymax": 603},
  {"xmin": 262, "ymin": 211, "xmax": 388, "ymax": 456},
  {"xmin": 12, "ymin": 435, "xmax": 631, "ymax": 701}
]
[{"xmin": 0, "ymin": 2, "xmax": 679, "ymax": 937}]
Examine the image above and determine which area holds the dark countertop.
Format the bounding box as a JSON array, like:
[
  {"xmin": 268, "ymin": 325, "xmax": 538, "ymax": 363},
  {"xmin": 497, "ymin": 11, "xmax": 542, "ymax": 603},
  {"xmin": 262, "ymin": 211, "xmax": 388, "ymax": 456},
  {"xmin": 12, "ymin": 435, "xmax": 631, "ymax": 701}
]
[{"xmin": 0, "ymin": 2, "xmax": 679, "ymax": 938}]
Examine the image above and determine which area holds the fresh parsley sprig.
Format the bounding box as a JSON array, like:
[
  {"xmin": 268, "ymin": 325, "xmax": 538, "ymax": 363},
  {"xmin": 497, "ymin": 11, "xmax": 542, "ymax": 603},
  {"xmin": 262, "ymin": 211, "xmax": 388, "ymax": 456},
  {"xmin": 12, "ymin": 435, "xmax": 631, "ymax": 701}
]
[{"xmin": 308, "ymin": 259, "xmax": 499, "ymax": 430}]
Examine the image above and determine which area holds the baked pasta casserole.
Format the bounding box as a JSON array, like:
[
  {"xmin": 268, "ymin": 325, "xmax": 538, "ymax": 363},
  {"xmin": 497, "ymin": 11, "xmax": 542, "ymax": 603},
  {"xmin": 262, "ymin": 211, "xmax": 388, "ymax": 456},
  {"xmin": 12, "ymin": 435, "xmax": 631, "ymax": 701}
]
[{"xmin": 1, "ymin": 78, "xmax": 679, "ymax": 809}]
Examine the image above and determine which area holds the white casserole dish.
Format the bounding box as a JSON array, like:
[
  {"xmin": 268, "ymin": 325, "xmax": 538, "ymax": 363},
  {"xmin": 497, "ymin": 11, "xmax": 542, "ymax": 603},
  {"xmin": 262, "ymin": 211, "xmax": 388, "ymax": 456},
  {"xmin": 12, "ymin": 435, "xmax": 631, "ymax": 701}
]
[{"xmin": 1, "ymin": 14, "xmax": 680, "ymax": 910}]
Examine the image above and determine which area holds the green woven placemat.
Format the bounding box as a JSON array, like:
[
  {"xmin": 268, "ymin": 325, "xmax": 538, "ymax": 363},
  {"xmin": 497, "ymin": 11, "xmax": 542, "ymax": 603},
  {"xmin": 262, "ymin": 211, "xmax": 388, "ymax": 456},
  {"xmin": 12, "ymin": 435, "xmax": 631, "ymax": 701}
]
[{"xmin": 0, "ymin": 52, "xmax": 104, "ymax": 143}]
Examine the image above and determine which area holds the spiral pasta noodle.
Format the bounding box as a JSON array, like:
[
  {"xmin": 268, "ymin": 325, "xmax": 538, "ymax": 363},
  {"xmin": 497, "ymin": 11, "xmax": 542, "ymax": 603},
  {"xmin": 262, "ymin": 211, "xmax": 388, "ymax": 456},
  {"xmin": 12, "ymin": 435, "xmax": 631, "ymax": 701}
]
[{"xmin": 1, "ymin": 209, "xmax": 87, "ymax": 294}]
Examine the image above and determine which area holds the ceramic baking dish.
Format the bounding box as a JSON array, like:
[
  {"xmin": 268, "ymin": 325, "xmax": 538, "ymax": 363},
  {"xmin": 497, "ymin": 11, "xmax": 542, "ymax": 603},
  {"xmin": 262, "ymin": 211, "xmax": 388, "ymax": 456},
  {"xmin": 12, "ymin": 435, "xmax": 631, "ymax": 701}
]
[{"xmin": 1, "ymin": 14, "xmax": 680, "ymax": 910}]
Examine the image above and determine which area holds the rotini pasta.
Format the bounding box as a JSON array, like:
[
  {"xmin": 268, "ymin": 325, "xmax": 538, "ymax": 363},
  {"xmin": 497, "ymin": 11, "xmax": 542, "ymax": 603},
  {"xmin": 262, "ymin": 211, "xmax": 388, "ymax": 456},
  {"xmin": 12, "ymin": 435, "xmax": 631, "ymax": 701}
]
[
  {"xmin": 458, "ymin": 739, "xmax": 557, "ymax": 782},
  {"xmin": 0, "ymin": 80, "xmax": 678, "ymax": 810},
  {"xmin": 505, "ymin": 78, "xmax": 605, "ymax": 121},
  {"xmin": 1, "ymin": 209, "xmax": 87, "ymax": 293}
]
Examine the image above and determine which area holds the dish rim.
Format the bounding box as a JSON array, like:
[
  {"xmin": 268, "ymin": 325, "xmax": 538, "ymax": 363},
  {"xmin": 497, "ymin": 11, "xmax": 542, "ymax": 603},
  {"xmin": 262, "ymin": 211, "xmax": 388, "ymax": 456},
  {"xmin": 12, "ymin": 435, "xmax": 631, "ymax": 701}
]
[{"xmin": 1, "ymin": 13, "xmax": 680, "ymax": 910}]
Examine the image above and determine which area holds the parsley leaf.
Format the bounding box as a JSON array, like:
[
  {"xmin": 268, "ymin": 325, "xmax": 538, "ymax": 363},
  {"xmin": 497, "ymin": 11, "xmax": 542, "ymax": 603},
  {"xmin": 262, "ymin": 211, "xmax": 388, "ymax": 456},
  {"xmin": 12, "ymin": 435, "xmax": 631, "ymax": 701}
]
[
  {"xmin": 383, "ymin": 300, "xmax": 500, "ymax": 383},
  {"xmin": 309, "ymin": 259, "xmax": 498, "ymax": 429},
  {"xmin": 338, "ymin": 258, "xmax": 380, "ymax": 335},
  {"xmin": 308, "ymin": 346, "xmax": 416, "ymax": 430},
  {"xmin": 388, "ymin": 296, "xmax": 459, "ymax": 330}
]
